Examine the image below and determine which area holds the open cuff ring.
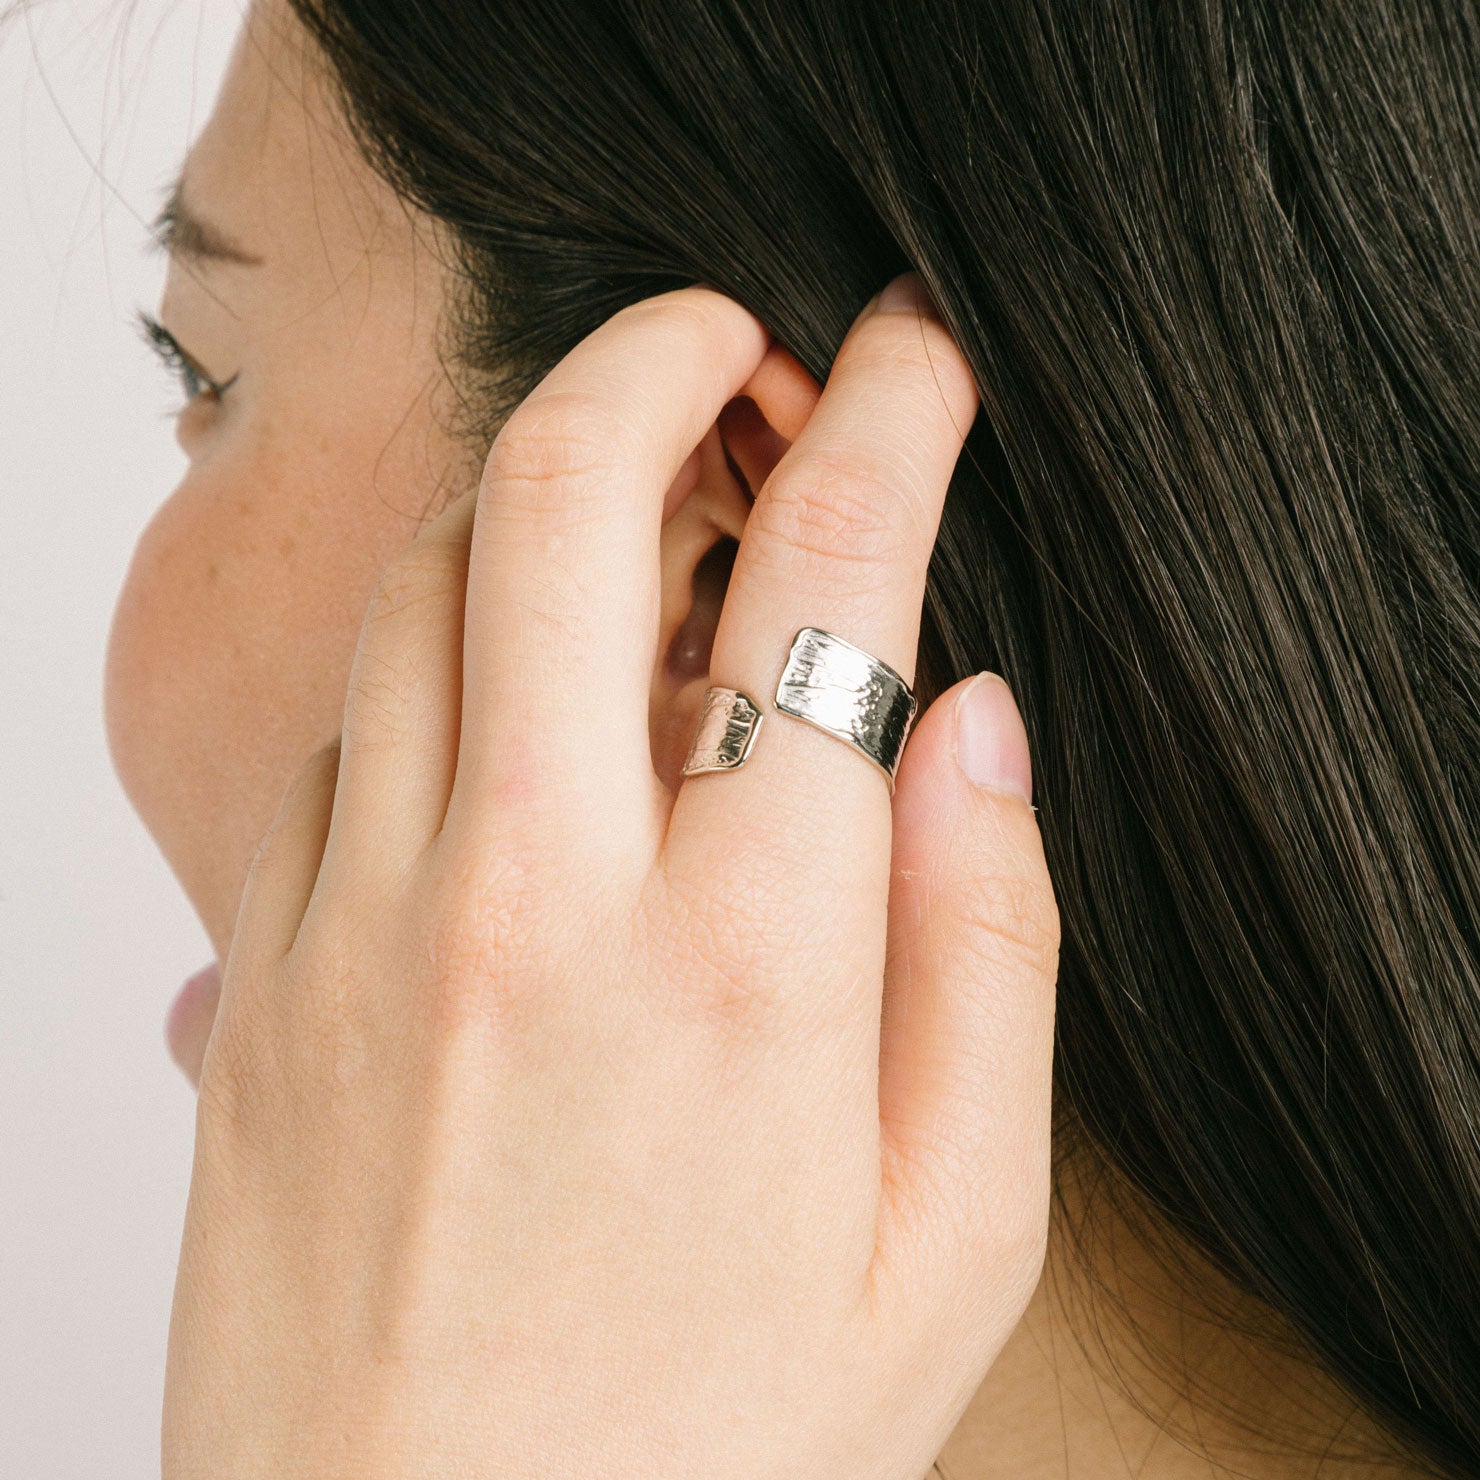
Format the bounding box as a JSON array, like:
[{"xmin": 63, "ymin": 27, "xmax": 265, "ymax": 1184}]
[{"xmin": 680, "ymin": 627, "xmax": 919, "ymax": 795}]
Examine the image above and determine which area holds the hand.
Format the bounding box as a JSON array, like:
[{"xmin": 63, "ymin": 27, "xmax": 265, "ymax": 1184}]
[{"xmin": 161, "ymin": 275, "xmax": 1059, "ymax": 1480}]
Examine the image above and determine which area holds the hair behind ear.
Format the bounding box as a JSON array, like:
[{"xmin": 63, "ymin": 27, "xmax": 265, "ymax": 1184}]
[{"xmin": 291, "ymin": 0, "xmax": 1480, "ymax": 1471}]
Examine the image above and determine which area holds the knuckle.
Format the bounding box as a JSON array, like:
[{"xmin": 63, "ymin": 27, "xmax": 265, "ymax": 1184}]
[
  {"xmin": 935, "ymin": 1190, "xmax": 1048, "ymax": 1342},
  {"xmin": 649, "ymin": 874, "xmax": 772, "ymax": 1032},
  {"xmin": 417, "ymin": 839, "xmax": 544, "ymax": 1033},
  {"xmin": 752, "ymin": 449, "xmax": 915, "ymax": 582},
  {"xmin": 876, "ymin": 1134, "xmax": 1048, "ymax": 1347},
  {"xmin": 481, "ymin": 390, "xmax": 616, "ymax": 520},
  {"xmin": 981, "ymin": 1189, "xmax": 1051, "ymax": 1313},
  {"xmin": 915, "ymin": 1149, "xmax": 1048, "ymax": 1334},
  {"xmin": 650, "ymin": 866, "xmax": 835, "ymax": 1038},
  {"xmin": 944, "ymin": 868, "xmax": 1061, "ymax": 987},
  {"xmin": 362, "ymin": 541, "xmax": 467, "ymax": 631},
  {"xmin": 295, "ymin": 962, "xmax": 394, "ymax": 1095},
  {"xmin": 196, "ymin": 952, "xmax": 371, "ymax": 1143}
]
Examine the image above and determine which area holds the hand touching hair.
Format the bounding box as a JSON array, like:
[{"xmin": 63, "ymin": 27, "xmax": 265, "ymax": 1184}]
[{"xmin": 286, "ymin": 0, "xmax": 1480, "ymax": 1473}]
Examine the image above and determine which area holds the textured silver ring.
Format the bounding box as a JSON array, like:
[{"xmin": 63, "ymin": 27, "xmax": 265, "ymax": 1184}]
[
  {"xmin": 680, "ymin": 628, "xmax": 918, "ymax": 794},
  {"xmin": 773, "ymin": 627, "xmax": 917, "ymax": 794},
  {"xmin": 681, "ymin": 686, "xmax": 764, "ymax": 778}
]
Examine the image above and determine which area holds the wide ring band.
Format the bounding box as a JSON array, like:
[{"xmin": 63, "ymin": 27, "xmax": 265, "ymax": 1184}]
[
  {"xmin": 773, "ymin": 627, "xmax": 917, "ymax": 794},
  {"xmin": 680, "ymin": 628, "xmax": 918, "ymax": 794}
]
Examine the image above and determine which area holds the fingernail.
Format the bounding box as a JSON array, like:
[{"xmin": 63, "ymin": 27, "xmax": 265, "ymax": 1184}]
[
  {"xmin": 955, "ymin": 672, "xmax": 1033, "ymax": 803},
  {"xmin": 873, "ymin": 270, "xmax": 940, "ymax": 319}
]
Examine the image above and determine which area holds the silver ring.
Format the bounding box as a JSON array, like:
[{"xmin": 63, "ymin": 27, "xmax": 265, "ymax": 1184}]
[
  {"xmin": 773, "ymin": 627, "xmax": 917, "ymax": 794},
  {"xmin": 681, "ymin": 687, "xmax": 764, "ymax": 777},
  {"xmin": 680, "ymin": 629, "xmax": 918, "ymax": 794}
]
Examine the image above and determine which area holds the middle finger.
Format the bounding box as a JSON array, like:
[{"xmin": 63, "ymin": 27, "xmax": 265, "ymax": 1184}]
[{"xmin": 448, "ymin": 288, "xmax": 770, "ymax": 853}]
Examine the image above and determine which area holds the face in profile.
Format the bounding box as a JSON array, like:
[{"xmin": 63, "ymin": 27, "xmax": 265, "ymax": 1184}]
[
  {"xmin": 104, "ymin": 0, "xmax": 462, "ymax": 975},
  {"xmin": 104, "ymin": 0, "xmax": 769, "ymax": 1037}
]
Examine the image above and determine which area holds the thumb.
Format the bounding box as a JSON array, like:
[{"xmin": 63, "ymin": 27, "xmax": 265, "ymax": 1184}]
[{"xmin": 876, "ymin": 671, "xmax": 1059, "ymax": 1332}]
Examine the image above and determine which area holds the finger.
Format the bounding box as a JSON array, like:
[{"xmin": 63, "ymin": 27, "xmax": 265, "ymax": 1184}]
[
  {"xmin": 448, "ymin": 288, "xmax": 770, "ymax": 855},
  {"xmin": 665, "ymin": 272, "xmax": 979, "ymax": 979},
  {"xmin": 874, "ymin": 673, "xmax": 1058, "ymax": 1330},
  {"xmin": 313, "ymin": 490, "xmax": 477, "ymax": 890},
  {"xmin": 225, "ymin": 739, "xmax": 342, "ymax": 977}
]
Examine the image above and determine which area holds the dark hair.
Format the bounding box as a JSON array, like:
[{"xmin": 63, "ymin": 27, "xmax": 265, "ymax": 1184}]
[{"xmin": 286, "ymin": 0, "xmax": 1480, "ymax": 1471}]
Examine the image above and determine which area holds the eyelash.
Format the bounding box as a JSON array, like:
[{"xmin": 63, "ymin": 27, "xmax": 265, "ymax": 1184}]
[{"xmin": 136, "ymin": 310, "xmax": 238, "ymax": 406}]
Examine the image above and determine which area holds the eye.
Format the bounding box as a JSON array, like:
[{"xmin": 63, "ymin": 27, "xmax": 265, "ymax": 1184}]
[{"xmin": 136, "ymin": 310, "xmax": 238, "ymax": 407}]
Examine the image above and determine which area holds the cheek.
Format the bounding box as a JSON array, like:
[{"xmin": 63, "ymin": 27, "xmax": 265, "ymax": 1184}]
[{"xmin": 103, "ymin": 463, "xmax": 382, "ymax": 953}]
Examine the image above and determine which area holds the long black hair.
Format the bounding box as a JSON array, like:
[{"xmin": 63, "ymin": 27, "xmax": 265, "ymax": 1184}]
[{"xmin": 285, "ymin": 0, "xmax": 1480, "ymax": 1471}]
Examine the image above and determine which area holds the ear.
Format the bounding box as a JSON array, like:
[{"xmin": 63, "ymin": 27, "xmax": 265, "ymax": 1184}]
[{"xmin": 650, "ymin": 343, "xmax": 822, "ymax": 790}]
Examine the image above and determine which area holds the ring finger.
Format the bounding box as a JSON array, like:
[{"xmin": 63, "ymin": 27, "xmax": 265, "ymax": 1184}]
[{"xmin": 665, "ymin": 273, "xmax": 979, "ymax": 957}]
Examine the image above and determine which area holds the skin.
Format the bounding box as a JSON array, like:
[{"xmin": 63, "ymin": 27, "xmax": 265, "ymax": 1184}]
[{"xmin": 105, "ymin": 3, "xmax": 1422, "ymax": 1476}]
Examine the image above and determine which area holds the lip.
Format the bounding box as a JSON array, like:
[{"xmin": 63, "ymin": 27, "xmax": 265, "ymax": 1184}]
[{"xmin": 165, "ymin": 960, "xmax": 221, "ymax": 1069}]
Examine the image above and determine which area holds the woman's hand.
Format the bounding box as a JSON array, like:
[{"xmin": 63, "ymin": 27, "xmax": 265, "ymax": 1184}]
[{"xmin": 161, "ymin": 276, "xmax": 1059, "ymax": 1480}]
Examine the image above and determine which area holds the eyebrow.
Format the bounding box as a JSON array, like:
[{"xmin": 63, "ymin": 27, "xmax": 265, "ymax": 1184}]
[{"xmin": 150, "ymin": 175, "xmax": 263, "ymax": 268}]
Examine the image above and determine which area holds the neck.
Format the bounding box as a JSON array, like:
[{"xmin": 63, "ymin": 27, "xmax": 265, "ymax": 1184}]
[{"xmin": 938, "ymin": 1153, "xmax": 1420, "ymax": 1480}]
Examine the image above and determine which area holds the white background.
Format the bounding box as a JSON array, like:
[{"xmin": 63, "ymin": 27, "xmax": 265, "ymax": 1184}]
[{"xmin": 2, "ymin": 3, "xmax": 243, "ymax": 1473}]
